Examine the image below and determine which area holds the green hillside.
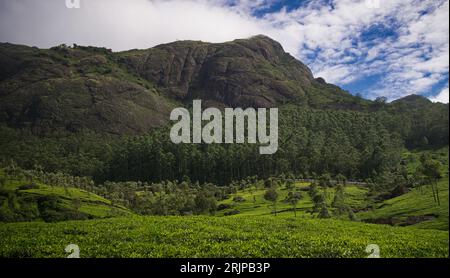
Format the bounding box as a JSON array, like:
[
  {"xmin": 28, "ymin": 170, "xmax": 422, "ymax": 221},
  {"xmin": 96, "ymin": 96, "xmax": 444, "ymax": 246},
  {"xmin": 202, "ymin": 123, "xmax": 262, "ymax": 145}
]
[
  {"xmin": 358, "ymin": 178, "xmax": 449, "ymax": 230},
  {"xmin": 0, "ymin": 160, "xmax": 448, "ymax": 258},
  {"xmin": 0, "ymin": 169, "xmax": 132, "ymax": 222},
  {"xmin": 217, "ymin": 179, "xmax": 448, "ymax": 230},
  {"xmin": 215, "ymin": 147, "xmax": 449, "ymax": 230},
  {"xmin": 217, "ymin": 182, "xmax": 368, "ymax": 217}
]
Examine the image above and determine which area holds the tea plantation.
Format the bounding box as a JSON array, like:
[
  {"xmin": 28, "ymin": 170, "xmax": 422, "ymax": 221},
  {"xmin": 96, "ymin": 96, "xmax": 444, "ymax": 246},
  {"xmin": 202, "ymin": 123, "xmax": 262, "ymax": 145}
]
[{"xmin": 0, "ymin": 215, "xmax": 448, "ymax": 258}]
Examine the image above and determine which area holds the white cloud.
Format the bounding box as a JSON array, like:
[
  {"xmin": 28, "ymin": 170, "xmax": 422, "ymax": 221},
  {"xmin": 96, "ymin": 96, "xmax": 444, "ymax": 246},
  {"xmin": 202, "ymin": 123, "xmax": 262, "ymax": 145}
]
[
  {"xmin": 316, "ymin": 65, "xmax": 353, "ymax": 84},
  {"xmin": 271, "ymin": 0, "xmax": 449, "ymax": 101},
  {"xmin": 0, "ymin": 0, "xmax": 448, "ymax": 101},
  {"xmin": 0, "ymin": 0, "xmax": 272, "ymax": 51},
  {"xmin": 430, "ymin": 87, "xmax": 449, "ymax": 103}
]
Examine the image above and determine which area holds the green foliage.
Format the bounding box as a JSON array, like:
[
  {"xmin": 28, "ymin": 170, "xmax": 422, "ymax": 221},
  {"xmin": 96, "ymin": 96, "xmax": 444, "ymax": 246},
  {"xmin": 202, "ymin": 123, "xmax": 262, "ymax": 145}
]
[
  {"xmin": 194, "ymin": 193, "xmax": 217, "ymax": 215},
  {"xmin": 359, "ymin": 178, "xmax": 449, "ymax": 230},
  {"xmin": 318, "ymin": 202, "xmax": 331, "ymax": 219},
  {"xmin": 416, "ymin": 154, "xmax": 443, "ymax": 205},
  {"xmin": 264, "ymin": 187, "xmax": 279, "ymax": 216},
  {"xmin": 0, "ymin": 102, "xmax": 414, "ymax": 186},
  {"xmin": 417, "ymin": 155, "xmax": 443, "ymax": 181},
  {"xmin": 332, "ymin": 184, "xmax": 347, "ymax": 216},
  {"xmin": 0, "ymin": 169, "xmax": 131, "ymax": 222},
  {"xmin": 286, "ymin": 191, "xmax": 302, "ymax": 217},
  {"xmin": 0, "ymin": 215, "xmax": 447, "ymax": 258},
  {"xmin": 264, "ymin": 187, "xmax": 279, "ymax": 202}
]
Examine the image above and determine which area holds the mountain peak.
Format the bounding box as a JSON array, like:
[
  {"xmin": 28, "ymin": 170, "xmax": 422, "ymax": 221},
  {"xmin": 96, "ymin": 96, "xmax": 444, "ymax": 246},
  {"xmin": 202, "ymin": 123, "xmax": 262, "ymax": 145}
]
[
  {"xmin": 117, "ymin": 36, "xmax": 315, "ymax": 108},
  {"xmin": 242, "ymin": 34, "xmax": 283, "ymax": 46},
  {"xmin": 232, "ymin": 35, "xmax": 286, "ymax": 60},
  {"xmin": 392, "ymin": 94, "xmax": 432, "ymax": 106}
]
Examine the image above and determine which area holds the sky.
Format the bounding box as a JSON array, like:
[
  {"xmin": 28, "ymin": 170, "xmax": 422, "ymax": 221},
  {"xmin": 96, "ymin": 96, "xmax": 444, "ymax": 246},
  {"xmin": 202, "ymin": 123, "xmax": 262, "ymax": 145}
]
[{"xmin": 0, "ymin": 0, "xmax": 448, "ymax": 103}]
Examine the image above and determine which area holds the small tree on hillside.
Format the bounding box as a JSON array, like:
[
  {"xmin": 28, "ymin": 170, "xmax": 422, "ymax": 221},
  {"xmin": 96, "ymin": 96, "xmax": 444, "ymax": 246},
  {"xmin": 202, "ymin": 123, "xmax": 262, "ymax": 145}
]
[
  {"xmin": 286, "ymin": 178, "xmax": 295, "ymax": 190},
  {"xmin": 287, "ymin": 191, "xmax": 302, "ymax": 217},
  {"xmin": 264, "ymin": 187, "xmax": 279, "ymax": 216},
  {"xmin": 72, "ymin": 198, "xmax": 82, "ymax": 218},
  {"xmin": 417, "ymin": 156, "xmax": 442, "ymax": 206},
  {"xmin": 332, "ymin": 184, "xmax": 347, "ymax": 216},
  {"xmin": 308, "ymin": 183, "xmax": 319, "ymax": 198},
  {"xmin": 318, "ymin": 173, "xmax": 332, "ymax": 188},
  {"xmin": 312, "ymin": 193, "xmax": 325, "ymax": 213},
  {"xmin": 335, "ymin": 174, "xmax": 347, "ymax": 186},
  {"xmin": 348, "ymin": 209, "xmax": 358, "ymax": 221},
  {"xmin": 318, "ymin": 201, "xmax": 331, "ymax": 218}
]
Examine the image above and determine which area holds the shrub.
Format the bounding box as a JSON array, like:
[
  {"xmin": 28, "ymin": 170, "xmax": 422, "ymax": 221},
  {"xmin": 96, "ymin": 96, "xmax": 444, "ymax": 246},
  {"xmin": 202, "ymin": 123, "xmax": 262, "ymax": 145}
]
[
  {"xmin": 217, "ymin": 203, "xmax": 232, "ymax": 211},
  {"xmin": 232, "ymin": 196, "xmax": 246, "ymax": 202},
  {"xmin": 224, "ymin": 209, "xmax": 240, "ymax": 216},
  {"xmin": 18, "ymin": 183, "xmax": 39, "ymax": 190}
]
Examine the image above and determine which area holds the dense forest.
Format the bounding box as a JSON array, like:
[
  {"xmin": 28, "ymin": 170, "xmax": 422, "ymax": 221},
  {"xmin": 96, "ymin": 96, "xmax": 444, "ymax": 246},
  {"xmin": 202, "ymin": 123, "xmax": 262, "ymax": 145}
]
[{"xmin": 0, "ymin": 98, "xmax": 447, "ymax": 187}]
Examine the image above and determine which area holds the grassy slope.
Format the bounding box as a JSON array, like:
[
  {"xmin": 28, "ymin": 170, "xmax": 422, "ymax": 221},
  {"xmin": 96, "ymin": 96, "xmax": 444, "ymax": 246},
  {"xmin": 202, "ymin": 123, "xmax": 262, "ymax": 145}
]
[
  {"xmin": 21, "ymin": 183, "xmax": 131, "ymax": 218},
  {"xmin": 218, "ymin": 148, "xmax": 449, "ymax": 231},
  {"xmin": 0, "ymin": 148, "xmax": 447, "ymax": 258},
  {"xmin": 358, "ymin": 178, "xmax": 449, "ymax": 230},
  {"xmin": 217, "ymin": 182, "xmax": 368, "ymax": 218},
  {"xmin": 220, "ymin": 179, "xmax": 448, "ymax": 230},
  {"xmin": 0, "ymin": 215, "xmax": 447, "ymax": 258},
  {"xmin": 0, "ymin": 171, "xmax": 132, "ymax": 220},
  {"xmin": 357, "ymin": 147, "xmax": 449, "ymax": 230}
]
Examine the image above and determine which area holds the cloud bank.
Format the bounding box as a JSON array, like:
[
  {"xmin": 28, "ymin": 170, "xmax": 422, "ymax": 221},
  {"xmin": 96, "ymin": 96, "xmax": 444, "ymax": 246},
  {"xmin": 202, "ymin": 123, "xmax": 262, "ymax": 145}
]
[{"xmin": 0, "ymin": 0, "xmax": 448, "ymax": 102}]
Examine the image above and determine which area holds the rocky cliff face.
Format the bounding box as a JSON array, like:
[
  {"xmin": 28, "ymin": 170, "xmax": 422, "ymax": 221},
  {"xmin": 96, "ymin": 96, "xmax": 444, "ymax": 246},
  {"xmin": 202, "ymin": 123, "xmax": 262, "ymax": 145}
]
[
  {"xmin": 117, "ymin": 35, "xmax": 316, "ymax": 108},
  {"xmin": 0, "ymin": 43, "xmax": 174, "ymax": 134}
]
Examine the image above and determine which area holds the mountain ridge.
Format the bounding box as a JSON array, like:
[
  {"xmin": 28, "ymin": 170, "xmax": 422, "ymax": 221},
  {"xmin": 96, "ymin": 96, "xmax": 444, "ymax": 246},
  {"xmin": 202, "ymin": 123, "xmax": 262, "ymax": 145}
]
[{"xmin": 0, "ymin": 35, "xmax": 447, "ymax": 136}]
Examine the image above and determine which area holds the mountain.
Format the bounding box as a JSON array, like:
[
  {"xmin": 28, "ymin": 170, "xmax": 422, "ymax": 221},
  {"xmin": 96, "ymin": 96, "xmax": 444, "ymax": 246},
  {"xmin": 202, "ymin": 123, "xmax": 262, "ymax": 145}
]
[
  {"xmin": 0, "ymin": 35, "xmax": 370, "ymax": 134},
  {"xmin": 0, "ymin": 35, "xmax": 447, "ymax": 145},
  {"xmin": 0, "ymin": 35, "xmax": 448, "ymax": 184},
  {"xmin": 117, "ymin": 35, "xmax": 316, "ymax": 107}
]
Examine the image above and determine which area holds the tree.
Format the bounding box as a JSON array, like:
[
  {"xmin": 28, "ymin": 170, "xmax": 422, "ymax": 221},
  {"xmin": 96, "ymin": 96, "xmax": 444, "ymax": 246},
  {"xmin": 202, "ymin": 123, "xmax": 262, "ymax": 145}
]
[
  {"xmin": 286, "ymin": 178, "xmax": 295, "ymax": 190},
  {"xmin": 417, "ymin": 155, "xmax": 442, "ymax": 206},
  {"xmin": 287, "ymin": 191, "xmax": 302, "ymax": 217},
  {"xmin": 264, "ymin": 187, "xmax": 279, "ymax": 216},
  {"xmin": 335, "ymin": 174, "xmax": 347, "ymax": 185},
  {"xmin": 348, "ymin": 209, "xmax": 357, "ymax": 221},
  {"xmin": 318, "ymin": 202, "xmax": 331, "ymax": 218},
  {"xmin": 264, "ymin": 179, "xmax": 272, "ymax": 188},
  {"xmin": 318, "ymin": 174, "xmax": 332, "ymax": 188},
  {"xmin": 308, "ymin": 183, "xmax": 319, "ymax": 198},
  {"xmin": 312, "ymin": 193, "xmax": 324, "ymax": 213},
  {"xmin": 420, "ymin": 136, "xmax": 429, "ymax": 146},
  {"xmin": 332, "ymin": 184, "xmax": 346, "ymax": 216},
  {"xmin": 72, "ymin": 198, "xmax": 82, "ymax": 218},
  {"xmin": 194, "ymin": 193, "xmax": 217, "ymax": 215},
  {"xmin": 373, "ymin": 96, "xmax": 387, "ymax": 109}
]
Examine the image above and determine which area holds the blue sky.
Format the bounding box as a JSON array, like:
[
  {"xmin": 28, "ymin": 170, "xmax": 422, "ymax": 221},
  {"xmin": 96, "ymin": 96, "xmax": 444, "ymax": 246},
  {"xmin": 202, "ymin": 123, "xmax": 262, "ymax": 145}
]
[
  {"xmin": 0, "ymin": 0, "xmax": 448, "ymax": 102},
  {"xmin": 240, "ymin": 0, "xmax": 449, "ymax": 102}
]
